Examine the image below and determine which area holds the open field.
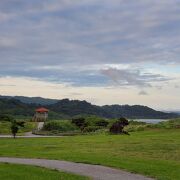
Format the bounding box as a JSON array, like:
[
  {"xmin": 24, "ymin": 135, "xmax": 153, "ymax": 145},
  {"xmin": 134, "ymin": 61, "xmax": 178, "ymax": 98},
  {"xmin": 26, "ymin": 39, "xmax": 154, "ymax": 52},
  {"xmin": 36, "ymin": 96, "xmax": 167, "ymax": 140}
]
[
  {"xmin": 0, "ymin": 129, "xmax": 179, "ymax": 180},
  {"xmin": 0, "ymin": 163, "xmax": 89, "ymax": 180}
]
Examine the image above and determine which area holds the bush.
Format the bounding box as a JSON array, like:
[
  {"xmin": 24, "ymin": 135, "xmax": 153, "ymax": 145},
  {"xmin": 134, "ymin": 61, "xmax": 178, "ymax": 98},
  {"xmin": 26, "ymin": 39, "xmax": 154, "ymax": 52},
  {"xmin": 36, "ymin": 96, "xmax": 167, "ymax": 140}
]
[
  {"xmin": 84, "ymin": 116, "xmax": 109, "ymax": 127},
  {"xmin": 71, "ymin": 117, "xmax": 87, "ymax": 131},
  {"xmin": 95, "ymin": 119, "xmax": 109, "ymax": 127},
  {"xmin": 125, "ymin": 119, "xmax": 180, "ymax": 132},
  {"xmin": 0, "ymin": 122, "xmax": 11, "ymax": 134},
  {"xmin": 83, "ymin": 126, "xmax": 102, "ymax": 133},
  {"xmin": 124, "ymin": 125, "xmax": 148, "ymax": 132},
  {"xmin": 129, "ymin": 120, "xmax": 146, "ymax": 125},
  {"xmin": 0, "ymin": 114, "xmax": 13, "ymax": 122},
  {"xmin": 147, "ymin": 118, "xmax": 180, "ymax": 129},
  {"xmin": 43, "ymin": 120, "xmax": 78, "ymax": 132},
  {"xmin": 109, "ymin": 117, "xmax": 129, "ymax": 134},
  {"xmin": 71, "ymin": 116, "xmax": 109, "ymax": 133}
]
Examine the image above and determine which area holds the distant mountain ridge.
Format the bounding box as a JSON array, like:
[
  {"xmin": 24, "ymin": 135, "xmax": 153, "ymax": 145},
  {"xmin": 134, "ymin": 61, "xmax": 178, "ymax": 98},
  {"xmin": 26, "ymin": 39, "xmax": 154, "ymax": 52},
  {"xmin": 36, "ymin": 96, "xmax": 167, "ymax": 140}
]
[
  {"xmin": 0, "ymin": 95, "xmax": 179, "ymax": 119},
  {"xmin": 0, "ymin": 95, "xmax": 58, "ymax": 105}
]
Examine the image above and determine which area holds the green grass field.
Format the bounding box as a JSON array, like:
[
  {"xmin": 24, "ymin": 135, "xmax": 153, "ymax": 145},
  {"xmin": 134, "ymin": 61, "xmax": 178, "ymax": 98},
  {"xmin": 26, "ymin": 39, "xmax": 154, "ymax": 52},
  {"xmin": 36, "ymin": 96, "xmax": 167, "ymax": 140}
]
[
  {"xmin": 0, "ymin": 163, "xmax": 89, "ymax": 180},
  {"xmin": 0, "ymin": 122, "xmax": 36, "ymax": 134},
  {"xmin": 0, "ymin": 129, "xmax": 179, "ymax": 180}
]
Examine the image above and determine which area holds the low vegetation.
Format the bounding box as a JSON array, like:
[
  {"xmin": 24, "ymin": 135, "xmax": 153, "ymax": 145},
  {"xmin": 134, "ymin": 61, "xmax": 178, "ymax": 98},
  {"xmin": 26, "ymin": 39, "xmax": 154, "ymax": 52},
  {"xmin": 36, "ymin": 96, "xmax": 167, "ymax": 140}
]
[
  {"xmin": 0, "ymin": 129, "xmax": 179, "ymax": 180},
  {"xmin": 36, "ymin": 116, "xmax": 109, "ymax": 135},
  {"xmin": 148, "ymin": 118, "xmax": 180, "ymax": 129},
  {"xmin": 125, "ymin": 118, "xmax": 180, "ymax": 132},
  {"xmin": 0, "ymin": 121, "xmax": 36, "ymax": 135},
  {"xmin": 42, "ymin": 120, "xmax": 79, "ymax": 135},
  {"xmin": 0, "ymin": 163, "xmax": 89, "ymax": 180},
  {"xmin": 37, "ymin": 117, "xmax": 180, "ymax": 136}
]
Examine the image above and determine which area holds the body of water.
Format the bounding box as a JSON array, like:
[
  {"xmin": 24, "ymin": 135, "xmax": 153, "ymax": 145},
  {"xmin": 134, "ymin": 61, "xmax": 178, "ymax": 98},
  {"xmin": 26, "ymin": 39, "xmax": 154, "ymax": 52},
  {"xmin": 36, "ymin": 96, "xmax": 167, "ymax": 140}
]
[{"xmin": 132, "ymin": 119, "xmax": 168, "ymax": 124}]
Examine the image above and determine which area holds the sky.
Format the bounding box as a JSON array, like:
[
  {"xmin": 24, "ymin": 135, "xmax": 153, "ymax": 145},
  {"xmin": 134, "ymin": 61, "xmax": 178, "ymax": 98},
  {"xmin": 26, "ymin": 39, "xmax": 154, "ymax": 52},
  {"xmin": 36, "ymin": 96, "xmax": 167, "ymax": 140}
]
[{"xmin": 0, "ymin": 0, "xmax": 180, "ymax": 110}]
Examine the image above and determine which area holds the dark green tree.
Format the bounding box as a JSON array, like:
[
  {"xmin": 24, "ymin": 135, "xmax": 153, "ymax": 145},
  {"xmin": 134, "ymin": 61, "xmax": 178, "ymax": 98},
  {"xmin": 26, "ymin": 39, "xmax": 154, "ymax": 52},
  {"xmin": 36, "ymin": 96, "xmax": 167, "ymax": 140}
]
[
  {"xmin": 71, "ymin": 117, "xmax": 87, "ymax": 132},
  {"xmin": 95, "ymin": 119, "xmax": 109, "ymax": 127},
  {"xmin": 109, "ymin": 117, "xmax": 129, "ymax": 135},
  {"xmin": 11, "ymin": 120, "xmax": 25, "ymax": 138},
  {"xmin": 0, "ymin": 114, "xmax": 12, "ymax": 122}
]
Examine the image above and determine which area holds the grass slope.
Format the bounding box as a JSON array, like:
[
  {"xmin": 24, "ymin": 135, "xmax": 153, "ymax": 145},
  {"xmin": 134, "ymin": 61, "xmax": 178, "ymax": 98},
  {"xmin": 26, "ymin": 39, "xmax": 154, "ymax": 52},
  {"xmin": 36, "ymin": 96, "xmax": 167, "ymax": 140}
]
[
  {"xmin": 0, "ymin": 129, "xmax": 179, "ymax": 180},
  {"xmin": 0, "ymin": 122, "xmax": 36, "ymax": 135},
  {"xmin": 0, "ymin": 163, "xmax": 89, "ymax": 180}
]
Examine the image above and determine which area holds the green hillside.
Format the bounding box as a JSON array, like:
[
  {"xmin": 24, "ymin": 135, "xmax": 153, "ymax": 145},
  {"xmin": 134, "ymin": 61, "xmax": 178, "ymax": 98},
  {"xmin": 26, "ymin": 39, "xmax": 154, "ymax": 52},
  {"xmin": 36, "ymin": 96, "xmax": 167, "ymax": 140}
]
[{"xmin": 0, "ymin": 97, "xmax": 178, "ymax": 119}]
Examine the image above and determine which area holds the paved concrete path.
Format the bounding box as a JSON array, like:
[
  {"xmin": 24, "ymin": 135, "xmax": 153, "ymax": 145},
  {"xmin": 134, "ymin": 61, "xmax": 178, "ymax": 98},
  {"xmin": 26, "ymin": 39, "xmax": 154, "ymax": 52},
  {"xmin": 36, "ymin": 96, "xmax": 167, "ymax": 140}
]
[
  {"xmin": 0, "ymin": 157, "xmax": 154, "ymax": 180},
  {"xmin": 0, "ymin": 134, "xmax": 62, "ymax": 138},
  {"xmin": 0, "ymin": 122, "xmax": 62, "ymax": 138},
  {"xmin": 37, "ymin": 122, "xmax": 44, "ymax": 130}
]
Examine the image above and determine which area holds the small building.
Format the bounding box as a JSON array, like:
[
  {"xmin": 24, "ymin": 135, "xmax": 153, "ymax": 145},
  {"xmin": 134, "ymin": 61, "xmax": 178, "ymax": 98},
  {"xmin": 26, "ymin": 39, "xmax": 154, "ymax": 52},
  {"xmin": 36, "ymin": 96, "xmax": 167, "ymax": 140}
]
[{"xmin": 32, "ymin": 107, "xmax": 49, "ymax": 122}]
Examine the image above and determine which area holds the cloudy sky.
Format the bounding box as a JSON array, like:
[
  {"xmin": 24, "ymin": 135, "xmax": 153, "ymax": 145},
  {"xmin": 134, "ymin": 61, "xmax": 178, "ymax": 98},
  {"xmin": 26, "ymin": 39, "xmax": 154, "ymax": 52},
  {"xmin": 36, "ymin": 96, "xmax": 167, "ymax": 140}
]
[{"xmin": 0, "ymin": 0, "xmax": 180, "ymax": 110}]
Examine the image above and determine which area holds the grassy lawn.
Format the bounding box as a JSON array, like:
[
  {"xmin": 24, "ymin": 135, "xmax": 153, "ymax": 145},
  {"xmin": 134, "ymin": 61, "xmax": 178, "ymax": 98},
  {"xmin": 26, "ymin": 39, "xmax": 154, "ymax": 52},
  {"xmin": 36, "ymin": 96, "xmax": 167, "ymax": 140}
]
[
  {"xmin": 0, "ymin": 163, "xmax": 89, "ymax": 180},
  {"xmin": 0, "ymin": 129, "xmax": 179, "ymax": 180},
  {"xmin": 0, "ymin": 122, "xmax": 36, "ymax": 135}
]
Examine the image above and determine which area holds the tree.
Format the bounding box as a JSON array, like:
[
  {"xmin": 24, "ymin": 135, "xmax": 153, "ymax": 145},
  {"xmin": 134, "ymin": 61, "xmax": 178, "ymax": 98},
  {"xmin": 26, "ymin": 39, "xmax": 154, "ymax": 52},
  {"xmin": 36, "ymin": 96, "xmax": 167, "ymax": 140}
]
[
  {"xmin": 0, "ymin": 114, "xmax": 12, "ymax": 122},
  {"xmin": 72, "ymin": 117, "xmax": 87, "ymax": 132},
  {"xmin": 109, "ymin": 117, "xmax": 129, "ymax": 135},
  {"xmin": 95, "ymin": 119, "xmax": 109, "ymax": 127},
  {"xmin": 10, "ymin": 120, "xmax": 25, "ymax": 138}
]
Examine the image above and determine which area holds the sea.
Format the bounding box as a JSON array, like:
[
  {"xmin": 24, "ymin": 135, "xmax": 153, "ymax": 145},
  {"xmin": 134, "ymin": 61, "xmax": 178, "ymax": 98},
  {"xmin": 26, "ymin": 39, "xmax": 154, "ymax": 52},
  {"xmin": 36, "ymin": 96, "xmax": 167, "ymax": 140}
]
[{"xmin": 131, "ymin": 119, "xmax": 168, "ymax": 124}]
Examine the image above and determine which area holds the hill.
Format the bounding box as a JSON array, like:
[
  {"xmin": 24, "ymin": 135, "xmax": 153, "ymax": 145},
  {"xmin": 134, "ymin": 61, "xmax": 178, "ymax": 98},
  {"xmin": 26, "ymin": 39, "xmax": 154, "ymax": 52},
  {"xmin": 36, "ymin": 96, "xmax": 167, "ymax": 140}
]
[
  {"xmin": 102, "ymin": 105, "xmax": 176, "ymax": 119},
  {"xmin": 0, "ymin": 95, "xmax": 58, "ymax": 105},
  {"xmin": 0, "ymin": 96, "xmax": 178, "ymax": 119},
  {"xmin": 48, "ymin": 99, "xmax": 110, "ymax": 118},
  {"xmin": 48, "ymin": 99, "xmax": 178, "ymax": 119},
  {"xmin": 0, "ymin": 98, "xmax": 66, "ymax": 119},
  {"xmin": 0, "ymin": 98, "xmax": 35, "ymax": 117}
]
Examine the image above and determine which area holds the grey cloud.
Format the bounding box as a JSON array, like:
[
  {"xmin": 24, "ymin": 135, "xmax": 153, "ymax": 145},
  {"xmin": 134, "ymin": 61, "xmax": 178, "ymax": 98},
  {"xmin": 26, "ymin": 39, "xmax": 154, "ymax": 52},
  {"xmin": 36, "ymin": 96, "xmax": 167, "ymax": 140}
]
[
  {"xmin": 0, "ymin": 0, "xmax": 179, "ymax": 87},
  {"xmin": 101, "ymin": 68, "xmax": 170, "ymax": 88},
  {"xmin": 0, "ymin": 0, "xmax": 180, "ymax": 65},
  {"xmin": 66, "ymin": 92, "xmax": 83, "ymax": 96},
  {"xmin": 139, "ymin": 90, "xmax": 148, "ymax": 96}
]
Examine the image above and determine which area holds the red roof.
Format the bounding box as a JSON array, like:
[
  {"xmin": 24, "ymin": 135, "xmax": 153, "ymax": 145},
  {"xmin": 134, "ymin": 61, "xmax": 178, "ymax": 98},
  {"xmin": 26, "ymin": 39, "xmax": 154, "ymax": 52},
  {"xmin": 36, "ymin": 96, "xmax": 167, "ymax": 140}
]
[{"xmin": 36, "ymin": 107, "xmax": 49, "ymax": 113}]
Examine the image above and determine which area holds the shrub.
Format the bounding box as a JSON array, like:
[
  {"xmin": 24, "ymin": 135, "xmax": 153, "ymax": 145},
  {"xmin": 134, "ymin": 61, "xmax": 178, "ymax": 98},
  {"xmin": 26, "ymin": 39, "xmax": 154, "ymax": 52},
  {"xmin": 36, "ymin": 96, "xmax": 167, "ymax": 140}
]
[
  {"xmin": 109, "ymin": 117, "xmax": 129, "ymax": 134},
  {"xmin": 147, "ymin": 118, "xmax": 180, "ymax": 129},
  {"xmin": 71, "ymin": 117, "xmax": 87, "ymax": 131},
  {"xmin": 83, "ymin": 126, "xmax": 102, "ymax": 133},
  {"xmin": 83, "ymin": 116, "xmax": 109, "ymax": 127},
  {"xmin": 129, "ymin": 120, "xmax": 146, "ymax": 125},
  {"xmin": 95, "ymin": 119, "xmax": 109, "ymax": 127},
  {"xmin": 125, "ymin": 124, "xmax": 147, "ymax": 132},
  {"xmin": 43, "ymin": 121, "xmax": 78, "ymax": 132},
  {"xmin": 0, "ymin": 114, "xmax": 13, "ymax": 122}
]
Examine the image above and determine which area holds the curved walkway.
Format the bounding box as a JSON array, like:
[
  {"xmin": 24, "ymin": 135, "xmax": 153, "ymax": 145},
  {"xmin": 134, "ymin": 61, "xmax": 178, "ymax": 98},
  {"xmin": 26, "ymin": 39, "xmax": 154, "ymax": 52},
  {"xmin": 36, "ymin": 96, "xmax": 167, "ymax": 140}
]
[
  {"xmin": 0, "ymin": 122, "xmax": 61, "ymax": 138},
  {"xmin": 0, "ymin": 157, "xmax": 154, "ymax": 180},
  {"xmin": 0, "ymin": 134, "xmax": 62, "ymax": 138}
]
